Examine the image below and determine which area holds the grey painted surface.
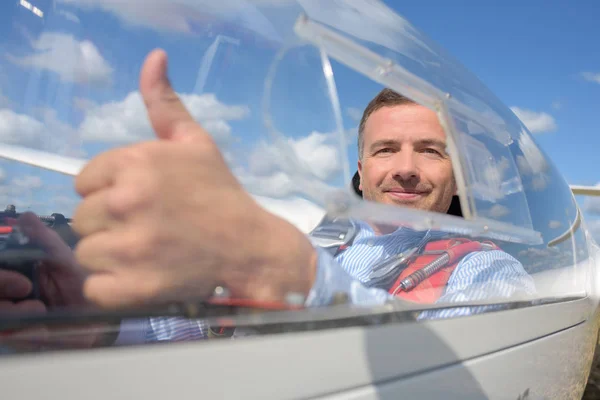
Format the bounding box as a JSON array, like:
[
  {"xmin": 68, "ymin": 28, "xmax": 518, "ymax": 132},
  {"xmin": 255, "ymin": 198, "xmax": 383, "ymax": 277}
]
[
  {"xmin": 0, "ymin": 298, "xmax": 595, "ymax": 399},
  {"xmin": 317, "ymin": 319, "xmax": 598, "ymax": 400}
]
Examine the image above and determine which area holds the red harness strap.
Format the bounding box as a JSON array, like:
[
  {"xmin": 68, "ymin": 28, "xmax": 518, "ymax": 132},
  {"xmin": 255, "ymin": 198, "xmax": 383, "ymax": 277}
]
[{"xmin": 389, "ymin": 238, "xmax": 500, "ymax": 303}]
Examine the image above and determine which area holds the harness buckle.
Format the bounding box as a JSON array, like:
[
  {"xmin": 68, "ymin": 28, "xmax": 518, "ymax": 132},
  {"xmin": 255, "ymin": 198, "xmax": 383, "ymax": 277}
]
[{"xmin": 367, "ymin": 246, "xmax": 420, "ymax": 288}]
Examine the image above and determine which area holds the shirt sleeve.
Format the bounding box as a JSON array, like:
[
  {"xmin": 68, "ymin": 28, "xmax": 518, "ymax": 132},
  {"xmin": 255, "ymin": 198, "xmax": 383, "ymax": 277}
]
[
  {"xmin": 113, "ymin": 319, "xmax": 150, "ymax": 346},
  {"xmin": 304, "ymin": 246, "xmax": 391, "ymax": 307},
  {"xmin": 113, "ymin": 316, "xmax": 210, "ymax": 345}
]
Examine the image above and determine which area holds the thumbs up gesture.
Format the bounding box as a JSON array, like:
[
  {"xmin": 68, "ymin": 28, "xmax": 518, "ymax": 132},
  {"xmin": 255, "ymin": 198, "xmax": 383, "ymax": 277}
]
[{"xmin": 73, "ymin": 50, "xmax": 317, "ymax": 309}]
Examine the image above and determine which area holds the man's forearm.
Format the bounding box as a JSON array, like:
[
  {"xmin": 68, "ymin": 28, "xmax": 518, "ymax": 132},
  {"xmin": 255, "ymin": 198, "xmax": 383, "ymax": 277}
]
[{"xmin": 110, "ymin": 239, "xmax": 393, "ymax": 346}]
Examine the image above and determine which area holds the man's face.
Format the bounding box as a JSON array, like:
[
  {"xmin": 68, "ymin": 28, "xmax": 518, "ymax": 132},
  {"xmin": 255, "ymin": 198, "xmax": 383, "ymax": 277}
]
[{"xmin": 358, "ymin": 104, "xmax": 456, "ymax": 214}]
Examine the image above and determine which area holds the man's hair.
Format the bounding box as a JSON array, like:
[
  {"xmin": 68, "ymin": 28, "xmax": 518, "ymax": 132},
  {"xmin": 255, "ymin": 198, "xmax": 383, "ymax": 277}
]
[{"xmin": 358, "ymin": 88, "xmax": 416, "ymax": 159}]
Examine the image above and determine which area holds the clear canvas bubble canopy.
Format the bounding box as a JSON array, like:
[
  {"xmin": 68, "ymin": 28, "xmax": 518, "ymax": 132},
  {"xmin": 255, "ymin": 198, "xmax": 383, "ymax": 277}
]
[{"xmin": 0, "ymin": 0, "xmax": 590, "ymax": 333}]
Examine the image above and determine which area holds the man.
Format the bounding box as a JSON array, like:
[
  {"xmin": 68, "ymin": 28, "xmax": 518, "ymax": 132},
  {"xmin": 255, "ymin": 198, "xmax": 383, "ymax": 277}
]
[
  {"xmin": 0, "ymin": 49, "xmax": 534, "ymax": 346},
  {"xmin": 306, "ymin": 88, "xmax": 534, "ymax": 318}
]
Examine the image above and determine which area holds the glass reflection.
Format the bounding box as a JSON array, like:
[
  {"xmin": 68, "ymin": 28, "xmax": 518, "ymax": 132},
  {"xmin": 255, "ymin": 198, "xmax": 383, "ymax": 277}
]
[{"xmin": 0, "ymin": 0, "xmax": 592, "ymax": 355}]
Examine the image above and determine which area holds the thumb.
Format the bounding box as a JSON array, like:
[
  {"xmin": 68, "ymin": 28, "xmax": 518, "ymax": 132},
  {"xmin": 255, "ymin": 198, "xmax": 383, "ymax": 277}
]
[
  {"xmin": 18, "ymin": 212, "xmax": 74, "ymax": 267},
  {"xmin": 139, "ymin": 49, "xmax": 209, "ymax": 143}
]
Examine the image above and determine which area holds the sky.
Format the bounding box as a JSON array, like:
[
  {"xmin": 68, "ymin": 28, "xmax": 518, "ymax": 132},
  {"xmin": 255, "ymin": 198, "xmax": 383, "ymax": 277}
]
[
  {"xmin": 385, "ymin": 0, "xmax": 600, "ymax": 239},
  {"xmin": 390, "ymin": 0, "xmax": 600, "ymax": 186},
  {"xmin": 0, "ymin": 0, "xmax": 598, "ymax": 242}
]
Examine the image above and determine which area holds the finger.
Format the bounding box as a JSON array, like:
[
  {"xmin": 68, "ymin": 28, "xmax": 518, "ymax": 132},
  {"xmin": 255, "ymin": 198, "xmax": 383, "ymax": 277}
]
[
  {"xmin": 74, "ymin": 148, "xmax": 125, "ymax": 197},
  {"xmin": 74, "ymin": 232, "xmax": 128, "ymax": 274},
  {"xmin": 18, "ymin": 212, "xmax": 75, "ymax": 265},
  {"xmin": 84, "ymin": 273, "xmax": 160, "ymax": 309},
  {"xmin": 0, "ymin": 299, "xmax": 45, "ymax": 314},
  {"xmin": 72, "ymin": 190, "xmax": 118, "ymax": 237},
  {"xmin": 13, "ymin": 300, "xmax": 46, "ymax": 313},
  {"xmin": 0, "ymin": 300, "xmax": 13, "ymax": 311},
  {"xmin": 0, "ymin": 270, "xmax": 32, "ymax": 299},
  {"xmin": 139, "ymin": 49, "xmax": 210, "ymax": 143}
]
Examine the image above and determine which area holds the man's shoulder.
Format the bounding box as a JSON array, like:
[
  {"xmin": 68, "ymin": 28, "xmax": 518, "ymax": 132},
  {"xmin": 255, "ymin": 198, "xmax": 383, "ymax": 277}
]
[
  {"xmin": 460, "ymin": 248, "xmax": 520, "ymax": 265},
  {"xmin": 454, "ymin": 248, "xmax": 525, "ymax": 279}
]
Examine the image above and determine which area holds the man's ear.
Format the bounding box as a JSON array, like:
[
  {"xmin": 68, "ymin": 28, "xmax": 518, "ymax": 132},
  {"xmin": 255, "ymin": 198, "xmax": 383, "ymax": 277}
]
[{"xmin": 357, "ymin": 160, "xmax": 363, "ymax": 191}]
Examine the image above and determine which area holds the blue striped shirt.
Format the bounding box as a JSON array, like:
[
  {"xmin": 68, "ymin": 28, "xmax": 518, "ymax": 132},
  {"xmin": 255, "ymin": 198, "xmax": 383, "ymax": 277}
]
[{"xmin": 115, "ymin": 221, "xmax": 535, "ymax": 344}]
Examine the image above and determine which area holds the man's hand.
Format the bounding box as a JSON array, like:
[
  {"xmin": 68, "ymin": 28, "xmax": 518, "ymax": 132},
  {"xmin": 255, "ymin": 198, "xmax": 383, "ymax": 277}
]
[
  {"xmin": 73, "ymin": 49, "xmax": 318, "ymax": 309},
  {"xmin": 18, "ymin": 212, "xmax": 87, "ymax": 308},
  {"xmin": 0, "ymin": 213, "xmax": 109, "ymax": 349}
]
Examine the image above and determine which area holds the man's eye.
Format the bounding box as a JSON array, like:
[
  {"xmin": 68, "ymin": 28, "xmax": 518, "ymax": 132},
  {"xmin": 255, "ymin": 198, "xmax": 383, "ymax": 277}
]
[
  {"xmin": 422, "ymin": 148, "xmax": 442, "ymax": 156},
  {"xmin": 375, "ymin": 148, "xmax": 393, "ymax": 155}
]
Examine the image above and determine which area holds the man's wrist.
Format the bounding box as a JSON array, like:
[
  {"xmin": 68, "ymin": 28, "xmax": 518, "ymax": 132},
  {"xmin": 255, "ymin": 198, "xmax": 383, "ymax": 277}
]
[{"xmin": 223, "ymin": 208, "xmax": 318, "ymax": 304}]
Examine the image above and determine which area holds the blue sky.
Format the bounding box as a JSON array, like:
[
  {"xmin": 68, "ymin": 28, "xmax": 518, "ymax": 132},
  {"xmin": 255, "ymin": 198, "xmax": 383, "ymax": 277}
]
[
  {"xmin": 0, "ymin": 0, "xmax": 598, "ymax": 242},
  {"xmin": 390, "ymin": 0, "xmax": 600, "ymax": 186},
  {"xmin": 386, "ymin": 0, "xmax": 600, "ymax": 240}
]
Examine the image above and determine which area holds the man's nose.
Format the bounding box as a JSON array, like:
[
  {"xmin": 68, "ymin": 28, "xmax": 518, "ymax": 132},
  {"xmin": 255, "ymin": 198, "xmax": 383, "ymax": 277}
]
[{"xmin": 391, "ymin": 151, "xmax": 419, "ymax": 182}]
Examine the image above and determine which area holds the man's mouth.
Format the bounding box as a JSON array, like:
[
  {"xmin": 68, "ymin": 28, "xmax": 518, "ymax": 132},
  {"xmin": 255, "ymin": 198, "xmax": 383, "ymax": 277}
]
[{"xmin": 384, "ymin": 189, "xmax": 428, "ymax": 201}]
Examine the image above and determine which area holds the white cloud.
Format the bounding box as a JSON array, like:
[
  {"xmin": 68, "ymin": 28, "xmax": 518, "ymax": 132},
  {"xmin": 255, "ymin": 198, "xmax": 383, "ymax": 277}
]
[
  {"xmin": 551, "ymin": 101, "xmax": 562, "ymax": 111},
  {"xmin": 483, "ymin": 156, "xmax": 510, "ymax": 188},
  {"xmin": 515, "ymin": 130, "xmax": 550, "ymax": 191},
  {"xmin": 517, "ymin": 133, "xmax": 547, "ymax": 174},
  {"xmin": 516, "ymin": 245, "xmax": 573, "ymax": 272},
  {"xmin": 236, "ymin": 169, "xmax": 295, "ymax": 198},
  {"xmin": 549, "ymin": 220, "xmax": 562, "ymax": 229},
  {"xmin": 48, "ymin": 194, "xmax": 79, "ymax": 216},
  {"xmin": 518, "ymin": 246, "xmax": 560, "ymax": 259},
  {"xmin": 0, "ymin": 176, "xmax": 82, "ymax": 216},
  {"xmin": 236, "ymin": 130, "xmax": 345, "ymax": 202},
  {"xmin": 583, "ymin": 183, "xmax": 600, "ymax": 215},
  {"xmin": 298, "ymin": 0, "xmax": 434, "ymax": 64},
  {"xmin": 7, "ymin": 182, "xmax": 81, "ymax": 216},
  {"xmin": 581, "ymin": 72, "xmax": 600, "ymax": 85},
  {"xmin": 487, "ymin": 204, "xmax": 510, "ymax": 218},
  {"xmin": 73, "ymin": 97, "xmax": 97, "ymax": 111},
  {"xmin": 510, "ymin": 107, "xmax": 557, "ymax": 134},
  {"xmin": 237, "ymin": 163, "xmax": 337, "ymax": 202},
  {"xmin": 0, "ymin": 172, "xmax": 48, "ymax": 212},
  {"xmin": 290, "ymin": 133, "xmax": 341, "ymax": 180},
  {"xmin": 78, "ymin": 91, "xmax": 249, "ymax": 143},
  {"xmin": 0, "ymin": 109, "xmax": 45, "ymax": 148},
  {"xmin": 11, "ymin": 175, "xmax": 43, "ymax": 190},
  {"xmin": 530, "ymin": 175, "xmax": 549, "ymax": 191},
  {"xmin": 8, "ymin": 32, "xmax": 113, "ymax": 86},
  {"xmin": 346, "ymin": 107, "xmax": 363, "ymax": 123},
  {"xmin": 0, "ymin": 107, "xmax": 81, "ymax": 155},
  {"xmin": 248, "ymin": 131, "xmax": 341, "ymax": 183},
  {"xmin": 587, "ymin": 219, "xmax": 600, "ymax": 244},
  {"xmin": 253, "ymin": 195, "xmax": 325, "ymax": 234},
  {"xmin": 56, "ymin": 0, "xmax": 285, "ymax": 39},
  {"xmin": 58, "ymin": 10, "xmax": 81, "ymax": 23}
]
